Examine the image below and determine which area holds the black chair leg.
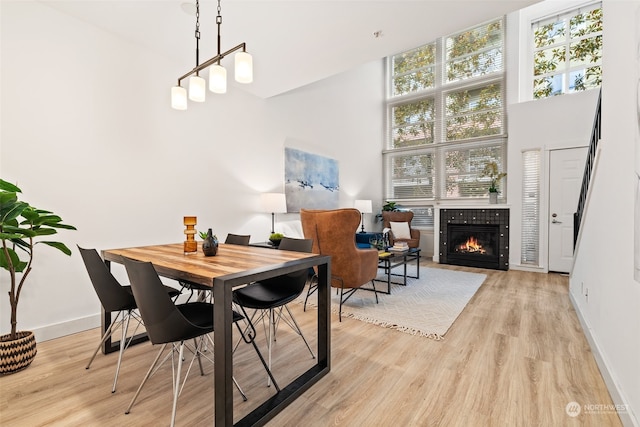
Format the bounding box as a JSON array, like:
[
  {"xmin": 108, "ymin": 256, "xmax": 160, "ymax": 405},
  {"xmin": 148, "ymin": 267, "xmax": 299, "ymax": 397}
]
[
  {"xmin": 371, "ymin": 280, "xmax": 379, "ymax": 303},
  {"xmin": 303, "ymin": 275, "xmax": 318, "ymax": 311},
  {"xmin": 194, "ymin": 337, "xmax": 204, "ymax": 376},
  {"xmin": 235, "ymin": 306, "xmax": 281, "ymax": 392},
  {"xmin": 339, "ymin": 287, "xmax": 344, "ymax": 322}
]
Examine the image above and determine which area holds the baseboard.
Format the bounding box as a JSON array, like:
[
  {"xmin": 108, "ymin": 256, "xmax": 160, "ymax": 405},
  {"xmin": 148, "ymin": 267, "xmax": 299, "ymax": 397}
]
[
  {"xmin": 32, "ymin": 313, "xmax": 101, "ymax": 343},
  {"xmin": 569, "ymin": 292, "xmax": 639, "ymax": 427},
  {"xmin": 509, "ymin": 263, "xmax": 548, "ymax": 273}
]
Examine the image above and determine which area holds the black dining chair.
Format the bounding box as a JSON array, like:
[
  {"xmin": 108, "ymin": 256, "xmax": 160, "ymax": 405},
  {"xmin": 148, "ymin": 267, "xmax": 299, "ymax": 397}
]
[
  {"xmin": 77, "ymin": 246, "xmax": 180, "ymax": 393},
  {"xmin": 224, "ymin": 233, "xmax": 251, "ymax": 245},
  {"xmin": 232, "ymin": 237, "xmax": 315, "ymax": 386},
  {"xmin": 122, "ymin": 257, "xmax": 279, "ymax": 427}
]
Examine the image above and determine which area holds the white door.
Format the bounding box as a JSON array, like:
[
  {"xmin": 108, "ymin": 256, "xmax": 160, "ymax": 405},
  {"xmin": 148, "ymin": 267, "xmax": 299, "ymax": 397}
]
[{"xmin": 548, "ymin": 147, "xmax": 588, "ymax": 273}]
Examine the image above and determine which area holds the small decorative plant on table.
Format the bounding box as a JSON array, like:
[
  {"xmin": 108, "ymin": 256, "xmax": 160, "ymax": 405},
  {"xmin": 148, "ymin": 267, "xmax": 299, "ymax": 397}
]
[
  {"xmin": 0, "ymin": 179, "xmax": 76, "ymax": 374},
  {"xmin": 481, "ymin": 161, "xmax": 507, "ymax": 203},
  {"xmin": 199, "ymin": 229, "xmax": 218, "ymax": 256}
]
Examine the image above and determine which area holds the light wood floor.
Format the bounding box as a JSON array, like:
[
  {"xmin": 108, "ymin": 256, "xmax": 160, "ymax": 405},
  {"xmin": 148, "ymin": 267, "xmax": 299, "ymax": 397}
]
[{"xmin": 0, "ymin": 262, "xmax": 621, "ymax": 426}]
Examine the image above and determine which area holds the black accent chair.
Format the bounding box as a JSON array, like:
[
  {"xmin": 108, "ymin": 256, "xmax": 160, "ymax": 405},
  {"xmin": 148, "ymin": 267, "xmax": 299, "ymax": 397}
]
[
  {"xmin": 122, "ymin": 257, "xmax": 279, "ymax": 427},
  {"xmin": 77, "ymin": 246, "xmax": 180, "ymax": 393},
  {"xmin": 232, "ymin": 237, "xmax": 315, "ymax": 386}
]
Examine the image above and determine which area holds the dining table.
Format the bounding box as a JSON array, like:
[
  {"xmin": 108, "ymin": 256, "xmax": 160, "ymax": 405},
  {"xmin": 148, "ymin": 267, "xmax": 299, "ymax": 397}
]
[{"xmin": 102, "ymin": 242, "xmax": 331, "ymax": 426}]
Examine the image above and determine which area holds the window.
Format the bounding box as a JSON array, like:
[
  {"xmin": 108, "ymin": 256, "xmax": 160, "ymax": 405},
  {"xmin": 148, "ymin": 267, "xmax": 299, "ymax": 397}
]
[
  {"xmin": 532, "ymin": 3, "xmax": 602, "ymax": 99},
  {"xmin": 385, "ymin": 18, "xmax": 506, "ymax": 204}
]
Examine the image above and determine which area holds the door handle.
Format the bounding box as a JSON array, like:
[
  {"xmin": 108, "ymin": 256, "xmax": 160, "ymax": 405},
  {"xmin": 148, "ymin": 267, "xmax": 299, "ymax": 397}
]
[{"xmin": 552, "ymin": 219, "xmax": 563, "ymax": 224}]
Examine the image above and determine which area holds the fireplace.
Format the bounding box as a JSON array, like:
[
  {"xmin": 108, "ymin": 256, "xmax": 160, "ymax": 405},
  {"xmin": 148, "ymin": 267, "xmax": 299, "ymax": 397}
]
[
  {"xmin": 447, "ymin": 224, "xmax": 500, "ymax": 269},
  {"xmin": 439, "ymin": 208, "xmax": 509, "ymax": 270}
]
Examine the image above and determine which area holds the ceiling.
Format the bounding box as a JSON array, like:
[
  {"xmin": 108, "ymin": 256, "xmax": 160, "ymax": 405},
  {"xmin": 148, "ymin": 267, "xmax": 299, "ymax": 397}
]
[{"xmin": 43, "ymin": 0, "xmax": 541, "ymax": 99}]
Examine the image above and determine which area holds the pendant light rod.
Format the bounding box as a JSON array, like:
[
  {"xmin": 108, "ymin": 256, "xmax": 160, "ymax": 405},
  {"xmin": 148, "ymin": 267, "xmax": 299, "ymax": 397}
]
[
  {"xmin": 194, "ymin": 0, "xmax": 201, "ymax": 72},
  {"xmin": 176, "ymin": 42, "xmax": 246, "ymax": 86},
  {"xmin": 216, "ymin": 0, "xmax": 222, "ymax": 63}
]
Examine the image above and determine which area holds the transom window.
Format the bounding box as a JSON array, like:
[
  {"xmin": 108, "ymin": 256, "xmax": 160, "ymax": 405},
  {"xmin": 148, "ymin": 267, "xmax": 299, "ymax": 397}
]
[
  {"xmin": 532, "ymin": 3, "xmax": 602, "ymax": 99},
  {"xmin": 385, "ymin": 18, "xmax": 507, "ymax": 204}
]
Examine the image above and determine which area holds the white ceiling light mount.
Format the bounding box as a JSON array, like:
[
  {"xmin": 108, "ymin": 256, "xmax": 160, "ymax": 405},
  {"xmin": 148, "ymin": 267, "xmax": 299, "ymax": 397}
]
[{"xmin": 171, "ymin": 0, "xmax": 253, "ymax": 110}]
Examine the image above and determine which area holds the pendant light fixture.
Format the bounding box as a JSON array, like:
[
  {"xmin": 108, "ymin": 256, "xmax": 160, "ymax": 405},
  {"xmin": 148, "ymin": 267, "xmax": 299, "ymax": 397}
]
[{"xmin": 171, "ymin": 0, "xmax": 252, "ymax": 110}]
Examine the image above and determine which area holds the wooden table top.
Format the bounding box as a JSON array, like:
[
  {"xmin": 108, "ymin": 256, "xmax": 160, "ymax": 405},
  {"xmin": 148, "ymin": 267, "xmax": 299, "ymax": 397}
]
[{"xmin": 103, "ymin": 242, "xmax": 318, "ymax": 288}]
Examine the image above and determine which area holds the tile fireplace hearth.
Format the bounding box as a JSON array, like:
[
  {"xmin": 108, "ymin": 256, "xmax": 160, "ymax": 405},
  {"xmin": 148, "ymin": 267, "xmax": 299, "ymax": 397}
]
[{"xmin": 439, "ymin": 208, "xmax": 509, "ymax": 270}]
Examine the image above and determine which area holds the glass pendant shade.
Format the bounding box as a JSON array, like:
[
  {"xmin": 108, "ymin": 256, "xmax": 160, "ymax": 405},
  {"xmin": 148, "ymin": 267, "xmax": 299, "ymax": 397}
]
[
  {"xmin": 188, "ymin": 75, "xmax": 206, "ymax": 102},
  {"xmin": 209, "ymin": 64, "xmax": 227, "ymax": 93},
  {"xmin": 235, "ymin": 51, "xmax": 253, "ymax": 84},
  {"xmin": 171, "ymin": 86, "xmax": 188, "ymax": 110}
]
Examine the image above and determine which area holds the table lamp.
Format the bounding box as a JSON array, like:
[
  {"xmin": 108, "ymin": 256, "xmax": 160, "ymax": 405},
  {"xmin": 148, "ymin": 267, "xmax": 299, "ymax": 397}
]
[
  {"xmin": 354, "ymin": 199, "xmax": 372, "ymax": 233},
  {"xmin": 261, "ymin": 193, "xmax": 287, "ymax": 234}
]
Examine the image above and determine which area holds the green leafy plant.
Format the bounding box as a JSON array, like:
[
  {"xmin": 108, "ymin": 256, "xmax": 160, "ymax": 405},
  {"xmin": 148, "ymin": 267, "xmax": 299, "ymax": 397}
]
[
  {"xmin": 481, "ymin": 161, "xmax": 507, "ymax": 193},
  {"xmin": 382, "ymin": 201, "xmax": 399, "ymax": 212},
  {"xmin": 0, "ymin": 179, "xmax": 76, "ymax": 340},
  {"xmin": 269, "ymin": 233, "xmax": 284, "ymax": 241},
  {"xmin": 199, "ymin": 230, "xmax": 218, "ymax": 241}
]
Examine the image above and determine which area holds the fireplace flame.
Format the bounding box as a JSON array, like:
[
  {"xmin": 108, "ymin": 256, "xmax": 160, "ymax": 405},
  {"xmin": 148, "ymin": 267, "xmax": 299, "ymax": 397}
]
[{"xmin": 457, "ymin": 236, "xmax": 486, "ymax": 254}]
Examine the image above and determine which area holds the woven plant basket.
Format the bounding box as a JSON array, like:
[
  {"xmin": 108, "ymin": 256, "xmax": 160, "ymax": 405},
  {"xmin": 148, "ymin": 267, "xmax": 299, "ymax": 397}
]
[{"xmin": 0, "ymin": 331, "xmax": 37, "ymax": 375}]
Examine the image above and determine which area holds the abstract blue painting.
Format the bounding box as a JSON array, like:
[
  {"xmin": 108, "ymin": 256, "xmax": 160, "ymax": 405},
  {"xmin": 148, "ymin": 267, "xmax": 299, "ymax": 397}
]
[{"xmin": 285, "ymin": 147, "xmax": 339, "ymax": 212}]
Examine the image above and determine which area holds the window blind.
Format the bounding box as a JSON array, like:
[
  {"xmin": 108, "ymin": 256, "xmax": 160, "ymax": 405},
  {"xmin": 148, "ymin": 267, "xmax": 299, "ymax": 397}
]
[
  {"xmin": 385, "ymin": 17, "xmax": 506, "ymax": 202},
  {"xmin": 521, "ymin": 149, "xmax": 541, "ymax": 265}
]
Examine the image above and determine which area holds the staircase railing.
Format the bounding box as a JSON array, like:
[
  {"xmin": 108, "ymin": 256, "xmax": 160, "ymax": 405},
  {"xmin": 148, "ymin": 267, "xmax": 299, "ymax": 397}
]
[{"xmin": 573, "ymin": 89, "xmax": 602, "ymax": 249}]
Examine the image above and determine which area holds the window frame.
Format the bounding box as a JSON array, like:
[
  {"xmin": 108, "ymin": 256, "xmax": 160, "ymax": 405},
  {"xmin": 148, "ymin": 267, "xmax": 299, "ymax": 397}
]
[
  {"xmin": 384, "ymin": 17, "xmax": 507, "ymax": 206},
  {"xmin": 530, "ymin": 2, "xmax": 603, "ymax": 99}
]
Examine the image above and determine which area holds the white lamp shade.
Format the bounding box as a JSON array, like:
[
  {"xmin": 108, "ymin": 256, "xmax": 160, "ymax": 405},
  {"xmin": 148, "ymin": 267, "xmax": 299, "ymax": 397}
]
[
  {"xmin": 171, "ymin": 86, "xmax": 187, "ymax": 110},
  {"xmin": 261, "ymin": 193, "xmax": 286, "ymax": 213},
  {"xmin": 235, "ymin": 51, "xmax": 253, "ymax": 84},
  {"xmin": 209, "ymin": 65, "xmax": 227, "ymax": 94},
  {"xmin": 188, "ymin": 75, "xmax": 206, "ymax": 102},
  {"xmin": 354, "ymin": 199, "xmax": 373, "ymax": 214}
]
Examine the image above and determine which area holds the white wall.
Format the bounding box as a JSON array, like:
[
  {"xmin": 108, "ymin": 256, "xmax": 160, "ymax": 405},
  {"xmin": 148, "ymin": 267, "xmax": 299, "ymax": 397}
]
[
  {"xmin": 0, "ymin": 1, "xmax": 384, "ymax": 340},
  {"xmin": 506, "ymin": 1, "xmax": 601, "ymax": 272},
  {"xmin": 569, "ymin": 1, "xmax": 640, "ymax": 426},
  {"xmin": 507, "ymin": 89, "xmax": 599, "ymax": 271},
  {"xmin": 3, "ymin": 1, "xmax": 637, "ymax": 423}
]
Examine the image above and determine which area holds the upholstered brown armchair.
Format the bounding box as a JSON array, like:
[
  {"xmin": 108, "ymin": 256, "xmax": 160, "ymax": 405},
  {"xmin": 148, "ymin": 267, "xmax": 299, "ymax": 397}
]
[
  {"xmin": 382, "ymin": 211, "xmax": 420, "ymax": 248},
  {"xmin": 300, "ymin": 208, "xmax": 379, "ymax": 321}
]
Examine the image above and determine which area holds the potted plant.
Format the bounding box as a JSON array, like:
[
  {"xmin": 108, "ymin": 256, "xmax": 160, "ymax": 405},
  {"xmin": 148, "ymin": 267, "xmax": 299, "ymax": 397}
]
[
  {"xmin": 375, "ymin": 201, "xmax": 400, "ymax": 222},
  {"xmin": 269, "ymin": 232, "xmax": 284, "ymax": 247},
  {"xmin": 481, "ymin": 161, "xmax": 507, "ymax": 204},
  {"xmin": 0, "ymin": 179, "xmax": 76, "ymax": 374},
  {"xmin": 200, "ymin": 229, "xmax": 219, "ymax": 256}
]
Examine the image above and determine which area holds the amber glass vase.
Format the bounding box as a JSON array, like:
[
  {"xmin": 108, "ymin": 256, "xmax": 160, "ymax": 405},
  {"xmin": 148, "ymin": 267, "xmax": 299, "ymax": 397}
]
[{"xmin": 184, "ymin": 216, "xmax": 197, "ymax": 254}]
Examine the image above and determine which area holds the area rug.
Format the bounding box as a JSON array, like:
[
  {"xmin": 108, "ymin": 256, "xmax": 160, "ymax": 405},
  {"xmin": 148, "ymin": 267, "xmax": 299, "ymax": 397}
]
[{"xmin": 301, "ymin": 267, "xmax": 486, "ymax": 340}]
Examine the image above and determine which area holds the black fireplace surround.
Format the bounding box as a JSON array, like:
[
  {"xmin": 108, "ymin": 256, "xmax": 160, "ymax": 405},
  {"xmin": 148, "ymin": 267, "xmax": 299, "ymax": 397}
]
[{"xmin": 439, "ymin": 208, "xmax": 509, "ymax": 270}]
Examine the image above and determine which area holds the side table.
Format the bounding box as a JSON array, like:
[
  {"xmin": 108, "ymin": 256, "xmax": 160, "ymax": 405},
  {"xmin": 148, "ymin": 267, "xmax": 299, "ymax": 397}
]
[{"xmin": 375, "ymin": 248, "xmax": 421, "ymax": 294}]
